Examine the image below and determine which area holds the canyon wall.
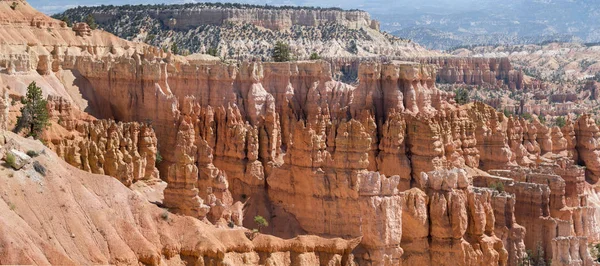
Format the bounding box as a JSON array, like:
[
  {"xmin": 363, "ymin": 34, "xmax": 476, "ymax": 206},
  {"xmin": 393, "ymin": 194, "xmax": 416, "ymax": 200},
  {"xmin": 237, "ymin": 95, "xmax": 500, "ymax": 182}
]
[
  {"xmin": 2, "ymin": 1, "xmax": 600, "ymax": 265},
  {"xmin": 90, "ymin": 5, "xmax": 379, "ymax": 31},
  {"xmin": 0, "ymin": 131, "xmax": 361, "ymax": 265},
  {"xmin": 43, "ymin": 96, "xmax": 160, "ymax": 186},
  {"xmin": 23, "ymin": 42, "xmax": 600, "ymax": 263}
]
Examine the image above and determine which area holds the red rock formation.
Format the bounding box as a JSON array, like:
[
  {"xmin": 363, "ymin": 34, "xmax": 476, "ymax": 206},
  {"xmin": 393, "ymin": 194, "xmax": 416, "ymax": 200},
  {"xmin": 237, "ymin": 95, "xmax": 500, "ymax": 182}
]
[
  {"xmin": 405, "ymin": 168, "xmax": 511, "ymax": 265},
  {"xmin": 575, "ymin": 114, "xmax": 600, "ymax": 183},
  {"xmin": 476, "ymin": 160, "xmax": 599, "ymax": 264},
  {"xmin": 0, "ymin": 131, "xmax": 361, "ymax": 265},
  {"xmin": 44, "ymin": 96, "xmax": 159, "ymax": 186},
  {"xmin": 4, "ymin": 2, "xmax": 600, "ymax": 264}
]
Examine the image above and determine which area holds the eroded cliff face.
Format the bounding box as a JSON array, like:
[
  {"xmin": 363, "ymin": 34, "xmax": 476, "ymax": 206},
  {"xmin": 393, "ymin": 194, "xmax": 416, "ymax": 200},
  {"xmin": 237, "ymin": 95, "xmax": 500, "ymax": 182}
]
[
  {"xmin": 3, "ymin": 1, "xmax": 600, "ymax": 265},
  {"xmin": 480, "ymin": 161, "xmax": 599, "ymax": 266},
  {"xmin": 43, "ymin": 96, "xmax": 160, "ymax": 186},
  {"xmin": 91, "ymin": 5, "xmax": 379, "ymax": 32},
  {"xmin": 0, "ymin": 131, "xmax": 361, "ymax": 265},
  {"xmin": 22, "ymin": 44, "xmax": 600, "ymax": 264}
]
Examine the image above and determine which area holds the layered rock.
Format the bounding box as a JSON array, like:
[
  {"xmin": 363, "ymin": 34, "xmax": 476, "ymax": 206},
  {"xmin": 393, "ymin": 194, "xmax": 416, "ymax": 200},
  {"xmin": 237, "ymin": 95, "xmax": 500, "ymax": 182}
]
[
  {"xmin": 4, "ymin": 2, "xmax": 600, "ymax": 265},
  {"xmin": 403, "ymin": 168, "xmax": 512, "ymax": 266},
  {"xmin": 575, "ymin": 114, "xmax": 600, "ymax": 183},
  {"xmin": 477, "ymin": 160, "xmax": 599, "ymax": 265},
  {"xmin": 91, "ymin": 5, "xmax": 379, "ymax": 32},
  {"xmin": 0, "ymin": 131, "xmax": 361, "ymax": 265},
  {"xmin": 0, "ymin": 87, "xmax": 8, "ymax": 130},
  {"xmin": 421, "ymin": 57, "xmax": 526, "ymax": 90},
  {"xmin": 56, "ymin": 4, "xmax": 437, "ymax": 59},
  {"xmin": 44, "ymin": 96, "xmax": 159, "ymax": 186}
]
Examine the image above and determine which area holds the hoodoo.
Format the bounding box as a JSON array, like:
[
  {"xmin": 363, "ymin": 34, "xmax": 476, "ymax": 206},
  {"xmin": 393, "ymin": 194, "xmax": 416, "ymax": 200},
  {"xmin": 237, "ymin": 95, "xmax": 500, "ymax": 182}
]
[{"xmin": 1, "ymin": 1, "xmax": 600, "ymax": 265}]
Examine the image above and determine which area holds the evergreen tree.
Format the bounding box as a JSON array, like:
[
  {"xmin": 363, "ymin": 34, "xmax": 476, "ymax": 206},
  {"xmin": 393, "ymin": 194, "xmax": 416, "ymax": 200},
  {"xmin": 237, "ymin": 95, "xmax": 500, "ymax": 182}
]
[
  {"xmin": 454, "ymin": 88, "xmax": 470, "ymax": 105},
  {"xmin": 171, "ymin": 43, "xmax": 179, "ymax": 55},
  {"xmin": 556, "ymin": 116, "xmax": 566, "ymax": 127},
  {"xmin": 207, "ymin": 47, "xmax": 218, "ymax": 57},
  {"xmin": 16, "ymin": 82, "xmax": 49, "ymax": 139},
  {"xmin": 309, "ymin": 52, "xmax": 321, "ymax": 60},
  {"xmin": 60, "ymin": 16, "xmax": 73, "ymax": 27},
  {"xmin": 85, "ymin": 14, "xmax": 97, "ymax": 30},
  {"xmin": 272, "ymin": 41, "xmax": 290, "ymax": 62}
]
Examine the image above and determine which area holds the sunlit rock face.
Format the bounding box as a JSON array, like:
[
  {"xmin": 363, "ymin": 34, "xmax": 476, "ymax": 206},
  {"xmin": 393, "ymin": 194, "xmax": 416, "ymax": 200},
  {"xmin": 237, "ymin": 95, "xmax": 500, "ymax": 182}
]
[{"xmin": 3, "ymin": 1, "xmax": 600, "ymax": 265}]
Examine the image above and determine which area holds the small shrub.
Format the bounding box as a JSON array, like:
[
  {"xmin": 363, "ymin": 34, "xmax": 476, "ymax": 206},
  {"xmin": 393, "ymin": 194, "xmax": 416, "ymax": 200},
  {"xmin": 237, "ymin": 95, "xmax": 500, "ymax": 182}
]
[
  {"xmin": 556, "ymin": 116, "xmax": 566, "ymax": 127},
  {"xmin": 160, "ymin": 210, "xmax": 169, "ymax": 220},
  {"xmin": 254, "ymin": 215, "xmax": 268, "ymax": 232},
  {"xmin": 155, "ymin": 151, "xmax": 163, "ymax": 167},
  {"xmin": 309, "ymin": 52, "xmax": 321, "ymax": 60},
  {"xmin": 26, "ymin": 150, "xmax": 38, "ymax": 157},
  {"xmin": 33, "ymin": 161, "xmax": 46, "ymax": 176},
  {"xmin": 538, "ymin": 114, "xmax": 546, "ymax": 124},
  {"xmin": 207, "ymin": 47, "xmax": 219, "ymax": 57},
  {"xmin": 521, "ymin": 113, "xmax": 533, "ymax": 121},
  {"xmin": 489, "ymin": 182, "xmax": 505, "ymax": 193},
  {"xmin": 590, "ymin": 243, "xmax": 600, "ymax": 262},
  {"xmin": 9, "ymin": 202, "xmax": 15, "ymax": 211},
  {"xmin": 10, "ymin": 2, "xmax": 18, "ymax": 10},
  {"xmin": 228, "ymin": 220, "xmax": 235, "ymax": 228},
  {"xmin": 454, "ymin": 88, "xmax": 470, "ymax": 105},
  {"xmin": 170, "ymin": 43, "xmax": 179, "ymax": 55},
  {"xmin": 4, "ymin": 153, "xmax": 16, "ymax": 169}
]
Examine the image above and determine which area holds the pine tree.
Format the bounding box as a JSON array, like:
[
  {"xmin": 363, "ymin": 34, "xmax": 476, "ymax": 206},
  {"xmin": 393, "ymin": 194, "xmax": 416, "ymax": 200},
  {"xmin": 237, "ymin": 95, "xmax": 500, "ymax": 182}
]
[
  {"xmin": 171, "ymin": 43, "xmax": 179, "ymax": 55},
  {"xmin": 309, "ymin": 52, "xmax": 321, "ymax": 60},
  {"xmin": 16, "ymin": 82, "xmax": 49, "ymax": 139},
  {"xmin": 272, "ymin": 41, "xmax": 290, "ymax": 62},
  {"xmin": 85, "ymin": 14, "xmax": 97, "ymax": 30}
]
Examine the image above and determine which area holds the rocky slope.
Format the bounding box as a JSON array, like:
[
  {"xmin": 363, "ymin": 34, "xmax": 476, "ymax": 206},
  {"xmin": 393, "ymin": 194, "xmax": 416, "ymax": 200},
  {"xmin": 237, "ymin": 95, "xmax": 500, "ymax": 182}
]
[
  {"xmin": 54, "ymin": 3, "xmax": 437, "ymax": 60},
  {"xmin": 0, "ymin": 131, "xmax": 360, "ymax": 265},
  {"xmin": 2, "ymin": 1, "xmax": 600, "ymax": 265},
  {"xmin": 452, "ymin": 42, "xmax": 600, "ymax": 82}
]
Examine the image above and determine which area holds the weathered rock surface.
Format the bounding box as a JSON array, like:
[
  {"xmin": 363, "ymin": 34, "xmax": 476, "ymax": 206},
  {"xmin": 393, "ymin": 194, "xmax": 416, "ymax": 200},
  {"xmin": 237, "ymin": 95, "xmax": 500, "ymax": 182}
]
[
  {"xmin": 42, "ymin": 96, "xmax": 159, "ymax": 186},
  {"xmin": 3, "ymin": 2, "xmax": 600, "ymax": 266},
  {"xmin": 55, "ymin": 3, "xmax": 438, "ymax": 59},
  {"xmin": 0, "ymin": 131, "xmax": 360, "ymax": 265},
  {"xmin": 478, "ymin": 160, "xmax": 600, "ymax": 265}
]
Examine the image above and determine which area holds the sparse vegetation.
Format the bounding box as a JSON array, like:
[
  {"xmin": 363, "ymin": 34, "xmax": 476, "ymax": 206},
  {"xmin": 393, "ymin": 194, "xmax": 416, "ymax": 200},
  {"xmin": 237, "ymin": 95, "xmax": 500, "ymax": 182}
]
[
  {"xmin": 347, "ymin": 40, "xmax": 358, "ymax": 54},
  {"xmin": 272, "ymin": 41, "xmax": 291, "ymax": 62},
  {"xmin": 309, "ymin": 52, "xmax": 321, "ymax": 60},
  {"xmin": 556, "ymin": 116, "xmax": 566, "ymax": 127},
  {"xmin": 161, "ymin": 210, "xmax": 169, "ymax": 220},
  {"xmin": 4, "ymin": 153, "xmax": 16, "ymax": 169},
  {"xmin": 85, "ymin": 14, "xmax": 97, "ymax": 30},
  {"xmin": 538, "ymin": 114, "xmax": 546, "ymax": 124},
  {"xmin": 10, "ymin": 2, "xmax": 18, "ymax": 10},
  {"xmin": 15, "ymin": 82, "xmax": 49, "ymax": 139},
  {"xmin": 170, "ymin": 43, "xmax": 179, "ymax": 55},
  {"xmin": 521, "ymin": 113, "xmax": 533, "ymax": 122},
  {"xmin": 33, "ymin": 161, "xmax": 46, "ymax": 176},
  {"xmin": 155, "ymin": 151, "xmax": 163, "ymax": 167},
  {"xmin": 59, "ymin": 16, "xmax": 73, "ymax": 27},
  {"xmin": 489, "ymin": 181, "xmax": 505, "ymax": 193},
  {"xmin": 454, "ymin": 88, "xmax": 470, "ymax": 105},
  {"xmin": 254, "ymin": 215, "xmax": 268, "ymax": 232},
  {"xmin": 26, "ymin": 150, "xmax": 38, "ymax": 157},
  {"xmin": 590, "ymin": 243, "xmax": 600, "ymax": 262},
  {"xmin": 207, "ymin": 47, "xmax": 219, "ymax": 57}
]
